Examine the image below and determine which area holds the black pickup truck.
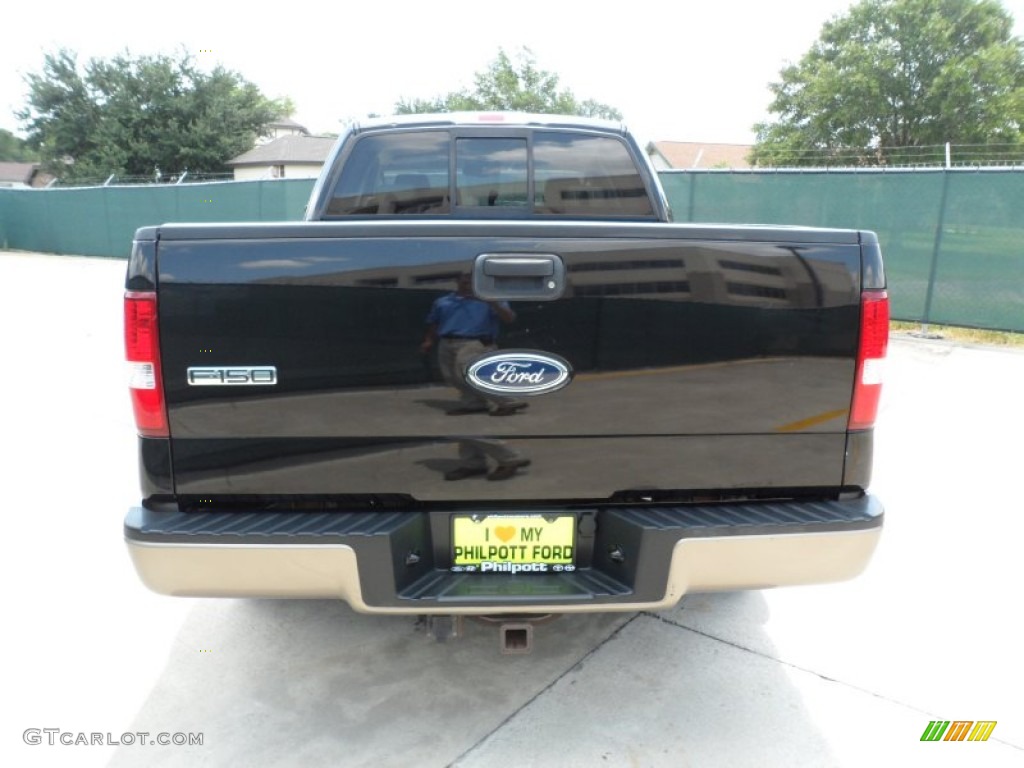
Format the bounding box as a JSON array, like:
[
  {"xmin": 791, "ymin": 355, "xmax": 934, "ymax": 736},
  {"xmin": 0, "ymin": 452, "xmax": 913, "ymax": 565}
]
[{"xmin": 124, "ymin": 113, "xmax": 887, "ymax": 628}]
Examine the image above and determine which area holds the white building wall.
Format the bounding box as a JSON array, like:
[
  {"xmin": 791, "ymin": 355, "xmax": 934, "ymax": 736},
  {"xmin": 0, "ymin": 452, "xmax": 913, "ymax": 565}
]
[{"xmin": 232, "ymin": 163, "xmax": 324, "ymax": 181}]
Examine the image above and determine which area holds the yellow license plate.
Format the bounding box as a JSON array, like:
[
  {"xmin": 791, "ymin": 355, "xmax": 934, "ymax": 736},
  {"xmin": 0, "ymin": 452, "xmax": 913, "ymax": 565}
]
[{"xmin": 452, "ymin": 514, "xmax": 576, "ymax": 573}]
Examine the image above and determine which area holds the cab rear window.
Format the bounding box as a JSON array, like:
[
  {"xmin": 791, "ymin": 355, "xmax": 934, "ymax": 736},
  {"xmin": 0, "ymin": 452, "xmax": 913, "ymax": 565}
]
[
  {"xmin": 326, "ymin": 132, "xmax": 450, "ymax": 216},
  {"xmin": 534, "ymin": 133, "xmax": 654, "ymax": 217},
  {"xmin": 325, "ymin": 129, "xmax": 654, "ymax": 218},
  {"xmin": 456, "ymin": 138, "xmax": 528, "ymax": 208}
]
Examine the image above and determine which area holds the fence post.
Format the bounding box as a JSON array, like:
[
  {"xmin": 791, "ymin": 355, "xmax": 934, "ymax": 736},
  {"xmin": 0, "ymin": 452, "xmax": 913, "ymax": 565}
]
[
  {"xmin": 103, "ymin": 186, "xmax": 114, "ymax": 257},
  {"xmin": 921, "ymin": 169, "xmax": 951, "ymax": 328},
  {"xmin": 687, "ymin": 172, "xmax": 696, "ymax": 223}
]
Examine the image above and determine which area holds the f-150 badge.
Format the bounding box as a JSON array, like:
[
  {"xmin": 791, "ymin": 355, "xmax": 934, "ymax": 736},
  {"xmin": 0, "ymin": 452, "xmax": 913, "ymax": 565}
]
[
  {"xmin": 465, "ymin": 351, "xmax": 572, "ymax": 396},
  {"xmin": 187, "ymin": 366, "xmax": 277, "ymax": 385}
]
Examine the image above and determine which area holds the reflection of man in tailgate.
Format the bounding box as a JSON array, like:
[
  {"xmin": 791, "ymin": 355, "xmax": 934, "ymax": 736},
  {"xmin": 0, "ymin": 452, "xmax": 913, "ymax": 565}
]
[
  {"xmin": 420, "ymin": 274, "xmax": 527, "ymax": 417},
  {"xmin": 420, "ymin": 274, "xmax": 531, "ymax": 481}
]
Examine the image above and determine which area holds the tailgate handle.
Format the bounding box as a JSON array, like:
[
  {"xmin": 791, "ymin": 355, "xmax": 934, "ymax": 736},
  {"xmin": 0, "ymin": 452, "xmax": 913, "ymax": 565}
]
[
  {"xmin": 483, "ymin": 258, "xmax": 555, "ymax": 277},
  {"xmin": 474, "ymin": 253, "xmax": 565, "ymax": 301}
]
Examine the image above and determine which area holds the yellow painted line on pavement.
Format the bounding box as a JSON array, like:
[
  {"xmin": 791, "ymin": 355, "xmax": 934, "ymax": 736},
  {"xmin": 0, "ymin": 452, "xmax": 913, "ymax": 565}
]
[{"xmin": 775, "ymin": 408, "xmax": 849, "ymax": 432}]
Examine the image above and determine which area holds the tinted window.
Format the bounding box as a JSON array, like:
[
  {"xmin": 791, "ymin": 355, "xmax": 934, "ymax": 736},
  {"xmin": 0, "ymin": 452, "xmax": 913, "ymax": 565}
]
[
  {"xmin": 324, "ymin": 128, "xmax": 654, "ymax": 218},
  {"xmin": 534, "ymin": 133, "xmax": 653, "ymax": 217},
  {"xmin": 456, "ymin": 138, "xmax": 528, "ymax": 208},
  {"xmin": 327, "ymin": 132, "xmax": 450, "ymax": 215}
]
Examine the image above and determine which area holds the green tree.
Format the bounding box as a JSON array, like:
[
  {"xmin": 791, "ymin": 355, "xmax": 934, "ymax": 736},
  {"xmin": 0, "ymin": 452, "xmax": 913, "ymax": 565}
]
[
  {"xmin": 751, "ymin": 0, "xmax": 1024, "ymax": 166},
  {"xmin": 395, "ymin": 48, "xmax": 622, "ymax": 119},
  {"xmin": 0, "ymin": 128, "xmax": 38, "ymax": 162},
  {"xmin": 18, "ymin": 49, "xmax": 291, "ymax": 181}
]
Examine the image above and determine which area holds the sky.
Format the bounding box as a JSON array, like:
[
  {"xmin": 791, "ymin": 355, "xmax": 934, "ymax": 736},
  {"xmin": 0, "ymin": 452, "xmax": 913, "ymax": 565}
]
[{"xmin": 4, "ymin": 0, "xmax": 1024, "ymax": 148}]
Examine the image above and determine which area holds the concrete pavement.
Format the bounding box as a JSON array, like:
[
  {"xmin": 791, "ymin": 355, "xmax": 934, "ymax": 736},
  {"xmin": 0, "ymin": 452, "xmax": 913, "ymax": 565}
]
[{"xmin": 2, "ymin": 250, "xmax": 1021, "ymax": 767}]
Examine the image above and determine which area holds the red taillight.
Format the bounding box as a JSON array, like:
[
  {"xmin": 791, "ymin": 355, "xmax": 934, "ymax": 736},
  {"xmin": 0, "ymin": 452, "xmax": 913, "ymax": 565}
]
[
  {"xmin": 124, "ymin": 291, "xmax": 168, "ymax": 437},
  {"xmin": 849, "ymin": 290, "xmax": 889, "ymax": 430}
]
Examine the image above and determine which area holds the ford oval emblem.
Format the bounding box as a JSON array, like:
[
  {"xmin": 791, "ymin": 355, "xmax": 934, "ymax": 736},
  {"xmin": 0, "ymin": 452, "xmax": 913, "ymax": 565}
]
[{"xmin": 465, "ymin": 350, "xmax": 573, "ymax": 396}]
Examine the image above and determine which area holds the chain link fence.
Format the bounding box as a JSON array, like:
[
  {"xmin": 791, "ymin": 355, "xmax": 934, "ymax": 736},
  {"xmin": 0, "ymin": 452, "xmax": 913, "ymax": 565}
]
[
  {"xmin": 45, "ymin": 171, "xmax": 236, "ymax": 187},
  {"xmin": 661, "ymin": 168, "xmax": 1024, "ymax": 332},
  {"xmin": 1, "ymin": 170, "xmax": 1021, "ymax": 332},
  {"xmin": 0, "ymin": 178, "xmax": 316, "ymax": 259}
]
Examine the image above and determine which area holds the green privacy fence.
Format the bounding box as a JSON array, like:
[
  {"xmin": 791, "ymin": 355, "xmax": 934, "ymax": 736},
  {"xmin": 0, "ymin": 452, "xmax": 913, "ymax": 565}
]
[
  {"xmin": 0, "ymin": 178, "xmax": 315, "ymax": 259},
  {"xmin": 661, "ymin": 169, "xmax": 1024, "ymax": 332},
  {"xmin": 1, "ymin": 170, "xmax": 1022, "ymax": 331}
]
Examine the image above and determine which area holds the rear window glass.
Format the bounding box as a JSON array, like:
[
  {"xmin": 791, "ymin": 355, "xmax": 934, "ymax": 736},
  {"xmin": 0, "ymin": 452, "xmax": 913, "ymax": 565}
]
[
  {"xmin": 326, "ymin": 132, "xmax": 450, "ymax": 215},
  {"xmin": 325, "ymin": 129, "xmax": 653, "ymax": 218},
  {"xmin": 534, "ymin": 133, "xmax": 654, "ymax": 217},
  {"xmin": 456, "ymin": 138, "xmax": 528, "ymax": 207}
]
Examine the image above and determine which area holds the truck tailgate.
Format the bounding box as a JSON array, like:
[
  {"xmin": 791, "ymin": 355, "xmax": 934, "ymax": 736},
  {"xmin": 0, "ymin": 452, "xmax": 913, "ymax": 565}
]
[{"xmin": 151, "ymin": 221, "xmax": 865, "ymax": 502}]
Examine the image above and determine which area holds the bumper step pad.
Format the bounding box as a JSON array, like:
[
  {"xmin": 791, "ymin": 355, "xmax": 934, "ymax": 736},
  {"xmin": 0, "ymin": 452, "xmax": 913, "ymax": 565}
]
[{"xmin": 125, "ymin": 495, "xmax": 882, "ymax": 608}]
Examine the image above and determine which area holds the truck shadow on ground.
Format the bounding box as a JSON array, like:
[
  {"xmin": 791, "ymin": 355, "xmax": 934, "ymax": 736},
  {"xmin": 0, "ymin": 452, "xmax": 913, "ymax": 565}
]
[{"xmin": 108, "ymin": 592, "xmax": 838, "ymax": 768}]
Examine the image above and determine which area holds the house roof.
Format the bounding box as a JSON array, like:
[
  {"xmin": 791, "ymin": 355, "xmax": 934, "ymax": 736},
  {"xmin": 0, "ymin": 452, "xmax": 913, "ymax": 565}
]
[
  {"xmin": 268, "ymin": 117, "xmax": 310, "ymax": 134},
  {"xmin": 228, "ymin": 136, "xmax": 337, "ymax": 167},
  {"xmin": 0, "ymin": 161, "xmax": 37, "ymax": 184},
  {"xmin": 649, "ymin": 141, "xmax": 753, "ymax": 169}
]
